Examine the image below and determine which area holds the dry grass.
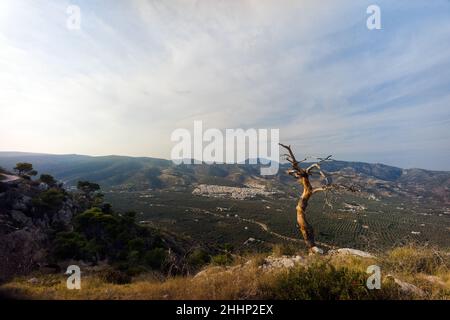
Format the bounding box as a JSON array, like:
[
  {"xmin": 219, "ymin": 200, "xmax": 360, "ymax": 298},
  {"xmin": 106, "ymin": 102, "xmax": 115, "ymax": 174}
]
[
  {"xmin": 0, "ymin": 265, "xmax": 268, "ymax": 300},
  {"xmin": 380, "ymin": 245, "xmax": 450, "ymax": 299},
  {"xmin": 1, "ymin": 245, "xmax": 449, "ymax": 300}
]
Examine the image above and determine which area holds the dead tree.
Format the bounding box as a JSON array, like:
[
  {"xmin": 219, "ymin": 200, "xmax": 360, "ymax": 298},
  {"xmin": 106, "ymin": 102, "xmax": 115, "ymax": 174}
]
[{"xmin": 279, "ymin": 143, "xmax": 358, "ymax": 253}]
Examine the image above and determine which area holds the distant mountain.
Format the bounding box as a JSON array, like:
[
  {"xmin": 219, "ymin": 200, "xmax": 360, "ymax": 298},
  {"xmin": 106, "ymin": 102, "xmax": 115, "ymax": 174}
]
[{"xmin": 0, "ymin": 151, "xmax": 448, "ymax": 204}]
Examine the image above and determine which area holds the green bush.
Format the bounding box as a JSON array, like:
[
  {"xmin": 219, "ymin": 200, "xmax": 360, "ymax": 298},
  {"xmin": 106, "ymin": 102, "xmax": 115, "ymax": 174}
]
[
  {"xmin": 33, "ymin": 188, "xmax": 65, "ymax": 210},
  {"xmin": 39, "ymin": 174, "xmax": 57, "ymax": 186},
  {"xmin": 144, "ymin": 248, "xmax": 167, "ymax": 269},
  {"xmin": 128, "ymin": 238, "xmax": 145, "ymax": 252},
  {"xmin": 53, "ymin": 232, "xmax": 91, "ymax": 260},
  {"xmin": 261, "ymin": 261, "xmax": 399, "ymax": 300},
  {"xmin": 384, "ymin": 246, "xmax": 449, "ymax": 275},
  {"xmin": 187, "ymin": 249, "xmax": 210, "ymax": 268},
  {"xmin": 14, "ymin": 162, "xmax": 37, "ymax": 177},
  {"xmin": 222, "ymin": 243, "xmax": 234, "ymax": 253},
  {"xmin": 211, "ymin": 254, "xmax": 234, "ymax": 266},
  {"xmin": 272, "ymin": 243, "xmax": 299, "ymax": 257}
]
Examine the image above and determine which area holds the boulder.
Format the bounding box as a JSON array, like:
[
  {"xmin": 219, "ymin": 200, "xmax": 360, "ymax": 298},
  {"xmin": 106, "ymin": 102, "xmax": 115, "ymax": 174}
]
[
  {"xmin": 310, "ymin": 246, "xmax": 324, "ymax": 255},
  {"xmin": 10, "ymin": 210, "xmax": 31, "ymax": 225},
  {"xmin": 259, "ymin": 255, "xmax": 305, "ymax": 271},
  {"xmin": 386, "ymin": 274, "xmax": 425, "ymax": 297},
  {"xmin": 328, "ymin": 248, "xmax": 375, "ymax": 259}
]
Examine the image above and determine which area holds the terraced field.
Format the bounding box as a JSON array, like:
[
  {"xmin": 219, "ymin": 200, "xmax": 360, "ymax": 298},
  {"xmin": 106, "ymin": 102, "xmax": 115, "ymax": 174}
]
[{"xmin": 105, "ymin": 189, "xmax": 450, "ymax": 253}]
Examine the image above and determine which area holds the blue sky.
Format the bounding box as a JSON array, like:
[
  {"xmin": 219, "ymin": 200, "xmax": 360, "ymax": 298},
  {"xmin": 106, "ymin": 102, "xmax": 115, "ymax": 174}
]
[{"xmin": 0, "ymin": 0, "xmax": 449, "ymax": 170}]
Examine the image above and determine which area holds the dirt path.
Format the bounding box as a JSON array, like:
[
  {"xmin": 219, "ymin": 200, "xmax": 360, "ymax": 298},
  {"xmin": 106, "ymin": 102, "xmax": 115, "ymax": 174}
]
[
  {"xmin": 0, "ymin": 174, "xmax": 20, "ymax": 183},
  {"xmin": 197, "ymin": 208, "xmax": 336, "ymax": 249}
]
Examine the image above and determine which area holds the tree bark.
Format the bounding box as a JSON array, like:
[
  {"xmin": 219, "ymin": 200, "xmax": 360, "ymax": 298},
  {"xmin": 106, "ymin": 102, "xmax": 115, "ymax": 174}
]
[{"xmin": 296, "ymin": 176, "xmax": 316, "ymax": 250}]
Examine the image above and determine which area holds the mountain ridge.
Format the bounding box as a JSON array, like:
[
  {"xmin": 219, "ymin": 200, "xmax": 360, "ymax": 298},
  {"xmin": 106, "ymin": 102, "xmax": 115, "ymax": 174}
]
[
  {"xmin": 0, "ymin": 151, "xmax": 447, "ymax": 172},
  {"xmin": 0, "ymin": 151, "xmax": 449, "ymax": 205}
]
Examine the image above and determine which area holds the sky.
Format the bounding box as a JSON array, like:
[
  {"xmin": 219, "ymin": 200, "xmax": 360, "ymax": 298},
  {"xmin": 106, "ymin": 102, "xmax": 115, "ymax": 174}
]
[{"xmin": 0, "ymin": 0, "xmax": 450, "ymax": 170}]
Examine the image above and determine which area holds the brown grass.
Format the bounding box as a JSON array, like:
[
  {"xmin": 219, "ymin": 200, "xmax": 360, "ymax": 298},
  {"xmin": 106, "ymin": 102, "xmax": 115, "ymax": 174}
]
[{"xmin": 1, "ymin": 245, "xmax": 448, "ymax": 300}]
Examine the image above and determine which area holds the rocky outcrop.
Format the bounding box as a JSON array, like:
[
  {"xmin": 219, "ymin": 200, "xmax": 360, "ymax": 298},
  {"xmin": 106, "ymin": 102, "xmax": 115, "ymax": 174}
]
[
  {"xmin": 386, "ymin": 274, "xmax": 426, "ymax": 297},
  {"xmin": 328, "ymin": 248, "xmax": 375, "ymax": 259},
  {"xmin": 0, "ymin": 229, "xmax": 48, "ymax": 282},
  {"xmin": 0, "ymin": 177, "xmax": 77, "ymax": 282},
  {"xmin": 259, "ymin": 255, "xmax": 305, "ymax": 271}
]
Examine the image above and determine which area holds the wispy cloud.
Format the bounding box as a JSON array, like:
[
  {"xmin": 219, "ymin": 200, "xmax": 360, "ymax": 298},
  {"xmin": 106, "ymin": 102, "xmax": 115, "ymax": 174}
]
[{"xmin": 0, "ymin": 0, "xmax": 449, "ymax": 169}]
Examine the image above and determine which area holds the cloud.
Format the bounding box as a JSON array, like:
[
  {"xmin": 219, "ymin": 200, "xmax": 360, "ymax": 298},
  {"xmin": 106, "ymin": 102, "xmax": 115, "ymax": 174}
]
[{"xmin": 0, "ymin": 0, "xmax": 449, "ymax": 169}]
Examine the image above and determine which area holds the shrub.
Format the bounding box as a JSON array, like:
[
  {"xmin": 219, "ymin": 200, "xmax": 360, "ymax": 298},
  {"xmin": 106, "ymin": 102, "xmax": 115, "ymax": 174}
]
[
  {"xmin": 100, "ymin": 269, "xmax": 132, "ymax": 285},
  {"xmin": 222, "ymin": 243, "xmax": 234, "ymax": 253},
  {"xmin": 187, "ymin": 249, "xmax": 210, "ymax": 268},
  {"xmin": 211, "ymin": 254, "xmax": 234, "ymax": 266},
  {"xmin": 39, "ymin": 174, "xmax": 57, "ymax": 186},
  {"xmin": 146, "ymin": 168, "xmax": 163, "ymax": 189},
  {"xmin": 272, "ymin": 243, "xmax": 299, "ymax": 257},
  {"xmin": 144, "ymin": 248, "xmax": 167, "ymax": 269},
  {"xmin": 77, "ymin": 181, "xmax": 100, "ymax": 194},
  {"xmin": 128, "ymin": 238, "xmax": 145, "ymax": 252},
  {"xmin": 14, "ymin": 162, "xmax": 37, "ymax": 177},
  {"xmin": 33, "ymin": 188, "xmax": 65, "ymax": 210},
  {"xmin": 384, "ymin": 246, "xmax": 449, "ymax": 275},
  {"xmin": 53, "ymin": 232, "xmax": 91, "ymax": 260},
  {"xmin": 260, "ymin": 261, "xmax": 400, "ymax": 300}
]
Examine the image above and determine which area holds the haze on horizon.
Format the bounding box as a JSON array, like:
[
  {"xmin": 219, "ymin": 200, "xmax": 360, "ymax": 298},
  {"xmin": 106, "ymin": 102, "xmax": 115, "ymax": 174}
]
[{"xmin": 1, "ymin": 1, "xmax": 450, "ymax": 170}]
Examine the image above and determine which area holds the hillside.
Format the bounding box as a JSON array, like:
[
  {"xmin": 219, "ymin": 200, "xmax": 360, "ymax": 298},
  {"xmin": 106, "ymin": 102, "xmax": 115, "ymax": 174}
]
[
  {"xmin": 1, "ymin": 245, "xmax": 449, "ymax": 300},
  {"xmin": 0, "ymin": 156, "xmax": 449, "ymax": 301},
  {"xmin": 0, "ymin": 170, "xmax": 211, "ymax": 283},
  {"xmin": 1, "ymin": 152, "xmax": 449, "ymax": 253},
  {"xmin": 0, "ymin": 152, "xmax": 449, "ymax": 204}
]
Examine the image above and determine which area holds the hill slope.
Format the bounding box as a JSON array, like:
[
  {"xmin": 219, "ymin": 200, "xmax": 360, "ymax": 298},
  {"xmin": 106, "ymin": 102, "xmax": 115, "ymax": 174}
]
[{"xmin": 0, "ymin": 152, "xmax": 449, "ymax": 204}]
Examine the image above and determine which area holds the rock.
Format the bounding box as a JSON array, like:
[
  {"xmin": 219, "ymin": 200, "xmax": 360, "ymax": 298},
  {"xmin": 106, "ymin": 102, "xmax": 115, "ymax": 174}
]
[
  {"xmin": 310, "ymin": 246, "xmax": 324, "ymax": 255},
  {"xmin": 12, "ymin": 201, "xmax": 27, "ymax": 211},
  {"xmin": 27, "ymin": 277, "xmax": 39, "ymax": 284},
  {"xmin": 420, "ymin": 275, "xmax": 447, "ymax": 287},
  {"xmin": 328, "ymin": 248, "xmax": 375, "ymax": 259},
  {"xmin": 38, "ymin": 183, "xmax": 49, "ymax": 191},
  {"xmin": 54, "ymin": 205, "xmax": 74, "ymax": 225},
  {"xmin": 386, "ymin": 275, "xmax": 425, "ymax": 297},
  {"xmin": 0, "ymin": 229, "xmax": 48, "ymax": 281},
  {"xmin": 10, "ymin": 210, "xmax": 31, "ymax": 225},
  {"xmin": 243, "ymin": 237, "xmax": 256, "ymax": 245},
  {"xmin": 260, "ymin": 255, "xmax": 305, "ymax": 271},
  {"xmin": 194, "ymin": 266, "xmax": 227, "ymax": 279}
]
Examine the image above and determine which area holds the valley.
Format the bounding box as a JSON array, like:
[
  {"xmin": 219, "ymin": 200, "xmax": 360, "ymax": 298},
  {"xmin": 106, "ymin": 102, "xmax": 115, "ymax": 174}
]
[
  {"xmin": 105, "ymin": 188, "xmax": 450, "ymax": 253},
  {"xmin": 1, "ymin": 152, "xmax": 449, "ymax": 253}
]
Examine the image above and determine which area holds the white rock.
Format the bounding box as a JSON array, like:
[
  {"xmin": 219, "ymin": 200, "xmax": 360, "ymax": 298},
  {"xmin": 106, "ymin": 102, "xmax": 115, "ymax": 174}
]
[
  {"xmin": 310, "ymin": 246, "xmax": 324, "ymax": 255},
  {"xmin": 329, "ymin": 248, "xmax": 375, "ymax": 259},
  {"xmin": 27, "ymin": 278, "xmax": 39, "ymax": 284},
  {"xmin": 387, "ymin": 275, "xmax": 425, "ymax": 297},
  {"xmin": 260, "ymin": 255, "xmax": 305, "ymax": 271}
]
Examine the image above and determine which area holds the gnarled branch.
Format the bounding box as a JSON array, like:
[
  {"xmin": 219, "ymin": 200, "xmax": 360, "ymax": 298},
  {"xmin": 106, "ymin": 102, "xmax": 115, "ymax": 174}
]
[{"xmin": 279, "ymin": 143, "xmax": 358, "ymax": 253}]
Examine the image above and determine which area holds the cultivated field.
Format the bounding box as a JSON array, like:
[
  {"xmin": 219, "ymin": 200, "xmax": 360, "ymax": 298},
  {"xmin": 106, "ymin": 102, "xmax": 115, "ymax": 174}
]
[{"xmin": 105, "ymin": 189, "xmax": 450, "ymax": 253}]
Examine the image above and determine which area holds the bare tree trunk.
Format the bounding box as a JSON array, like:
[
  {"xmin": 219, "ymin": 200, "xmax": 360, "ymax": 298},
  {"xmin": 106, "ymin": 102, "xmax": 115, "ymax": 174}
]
[
  {"xmin": 296, "ymin": 176, "xmax": 316, "ymax": 250},
  {"xmin": 280, "ymin": 143, "xmax": 358, "ymax": 254}
]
